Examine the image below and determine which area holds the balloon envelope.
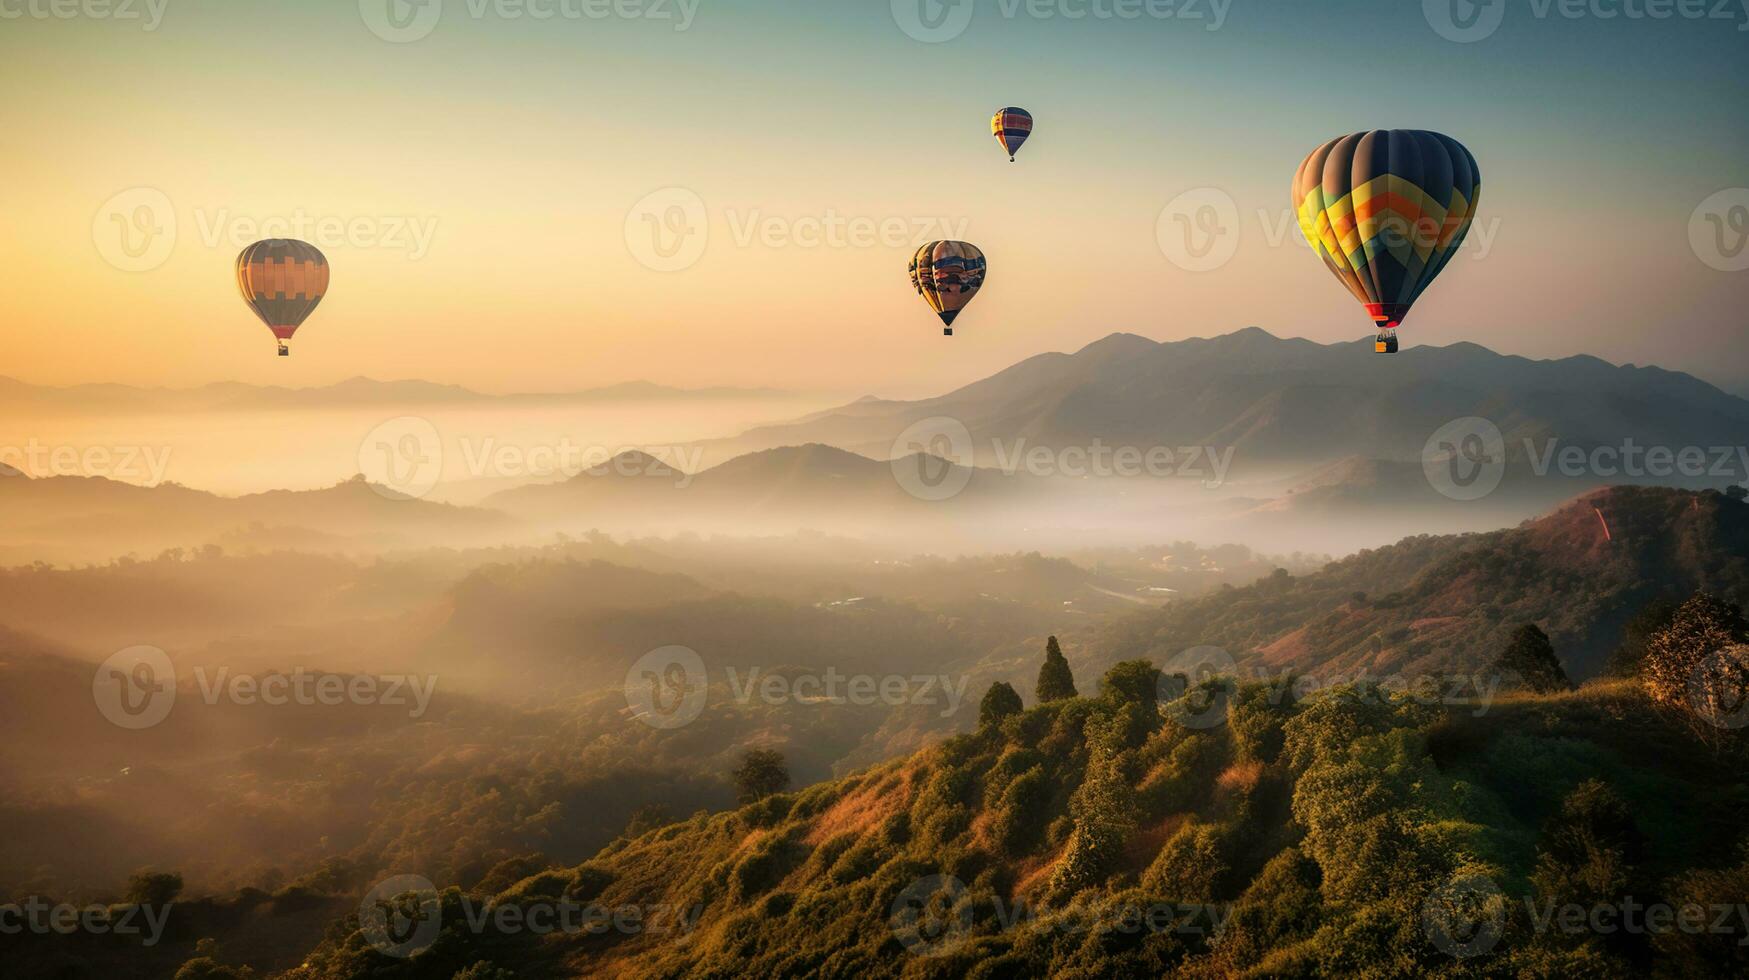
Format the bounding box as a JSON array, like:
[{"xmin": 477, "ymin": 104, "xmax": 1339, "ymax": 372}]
[
  {"xmin": 909, "ymin": 241, "xmax": 986, "ymax": 334},
  {"xmin": 1293, "ymin": 130, "xmax": 1480, "ymax": 335},
  {"xmin": 991, "ymin": 107, "xmax": 1032, "ymax": 161},
  {"xmin": 236, "ymin": 239, "xmax": 330, "ymax": 342}
]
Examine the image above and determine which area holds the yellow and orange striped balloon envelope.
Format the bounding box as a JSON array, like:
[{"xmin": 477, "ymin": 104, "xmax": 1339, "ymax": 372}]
[
  {"xmin": 1293, "ymin": 130, "xmax": 1480, "ymax": 344},
  {"xmin": 236, "ymin": 239, "xmax": 330, "ymax": 349},
  {"xmin": 910, "ymin": 241, "xmax": 987, "ymax": 336},
  {"xmin": 991, "ymin": 107, "xmax": 1032, "ymax": 162}
]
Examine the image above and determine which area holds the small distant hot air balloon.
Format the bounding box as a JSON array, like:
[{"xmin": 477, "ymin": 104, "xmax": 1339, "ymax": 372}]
[
  {"xmin": 910, "ymin": 241, "xmax": 986, "ymax": 337},
  {"xmin": 991, "ymin": 107, "xmax": 1032, "ymax": 162},
  {"xmin": 236, "ymin": 239, "xmax": 330, "ymax": 356},
  {"xmin": 1292, "ymin": 130, "xmax": 1480, "ymax": 354}
]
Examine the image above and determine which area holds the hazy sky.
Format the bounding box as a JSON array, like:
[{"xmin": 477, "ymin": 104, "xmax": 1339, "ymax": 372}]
[{"xmin": 3, "ymin": 0, "xmax": 1746, "ymax": 397}]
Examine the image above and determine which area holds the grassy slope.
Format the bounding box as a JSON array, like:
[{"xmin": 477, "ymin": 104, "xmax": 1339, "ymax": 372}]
[{"xmin": 287, "ymin": 675, "xmax": 1748, "ymax": 979}]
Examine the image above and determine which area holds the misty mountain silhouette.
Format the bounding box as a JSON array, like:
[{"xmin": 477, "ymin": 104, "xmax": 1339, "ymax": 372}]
[
  {"xmin": 0, "ymin": 473, "xmax": 504, "ymax": 563},
  {"xmin": 488, "ymin": 444, "xmax": 1005, "ymax": 522},
  {"xmin": 721, "ymin": 329, "xmax": 1749, "ymax": 472}
]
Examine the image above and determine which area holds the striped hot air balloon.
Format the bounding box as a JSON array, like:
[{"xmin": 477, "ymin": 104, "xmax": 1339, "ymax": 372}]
[
  {"xmin": 1293, "ymin": 130, "xmax": 1480, "ymax": 354},
  {"xmin": 236, "ymin": 239, "xmax": 330, "ymax": 356},
  {"xmin": 909, "ymin": 241, "xmax": 987, "ymax": 337},
  {"xmin": 991, "ymin": 107, "xmax": 1032, "ymax": 162}
]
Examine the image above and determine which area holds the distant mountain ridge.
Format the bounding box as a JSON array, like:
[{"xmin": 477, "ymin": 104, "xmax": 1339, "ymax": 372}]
[{"xmin": 716, "ymin": 329, "xmax": 1749, "ymax": 476}]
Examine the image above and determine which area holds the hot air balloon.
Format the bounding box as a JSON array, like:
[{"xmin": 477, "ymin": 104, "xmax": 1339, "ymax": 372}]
[
  {"xmin": 1293, "ymin": 130, "xmax": 1480, "ymax": 354},
  {"xmin": 991, "ymin": 107, "xmax": 1032, "ymax": 162},
  {"xmin": 910, "ymin": 241, "xmax": 986, "ymax": 337},
  {"xmin": 236, "ymin": 239, "xmax": 330, "ymax": 356}
]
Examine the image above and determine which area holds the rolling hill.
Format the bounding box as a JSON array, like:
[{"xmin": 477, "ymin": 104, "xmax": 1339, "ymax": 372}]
[{"xmin": 1081, "ymin": 485, "xmax": 1749, "ymax": 683}]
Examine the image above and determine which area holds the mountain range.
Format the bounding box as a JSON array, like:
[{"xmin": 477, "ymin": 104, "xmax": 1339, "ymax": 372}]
[{"xmin": 712, "ymin": 328, "xmax": 1749, "ymax": 478}]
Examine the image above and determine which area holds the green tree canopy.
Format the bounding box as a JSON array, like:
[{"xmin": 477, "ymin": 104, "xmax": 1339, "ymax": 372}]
[
  {"xmin": 979, "ymin": 681, "xmax": 1024, "ymax": 728},
  {"xmin": 1643, "ymin": 592, "xmax": 1748, "ymax": 709},
  {"xmin": 1035, "ymin": 635, "xmax": 1078, "ymax": 703},
  {"xmin": 1492, "ymin": 624, "xmax": 1571, "ymax": 694},
  {"xmin": 124, "ymin": 870, "xmax": 183, "ymax": 907},
  {"xmin": 731, "ymin": 749, "xmax": 790, "ymax": 804}
]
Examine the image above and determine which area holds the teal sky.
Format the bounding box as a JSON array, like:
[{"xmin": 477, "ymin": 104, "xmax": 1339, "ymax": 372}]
[{"xmin": 3, "ymin": 0, "xmax": 1746, "ymax": 394}]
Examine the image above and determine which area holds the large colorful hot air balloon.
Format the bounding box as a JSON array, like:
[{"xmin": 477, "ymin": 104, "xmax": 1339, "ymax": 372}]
[
  {"xmin": 236, "ymin": 239, "xmax": 330, "ymax": 356},
  {"xmin": 1293, "ymin": 130, "xmax": 1480, "ymax": 354},
  {"xmin": 909, "ymin": 241, "xmax": 986, "ymax": 337},
  {"xmin": 991, "ymin": 107, "xmax": 1032, "ymax": 162}
]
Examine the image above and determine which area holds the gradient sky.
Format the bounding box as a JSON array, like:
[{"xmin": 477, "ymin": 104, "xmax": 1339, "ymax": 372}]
[{"xmin": 3, "ymin": 0, "xmax": 1746, "ymax": 397}]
